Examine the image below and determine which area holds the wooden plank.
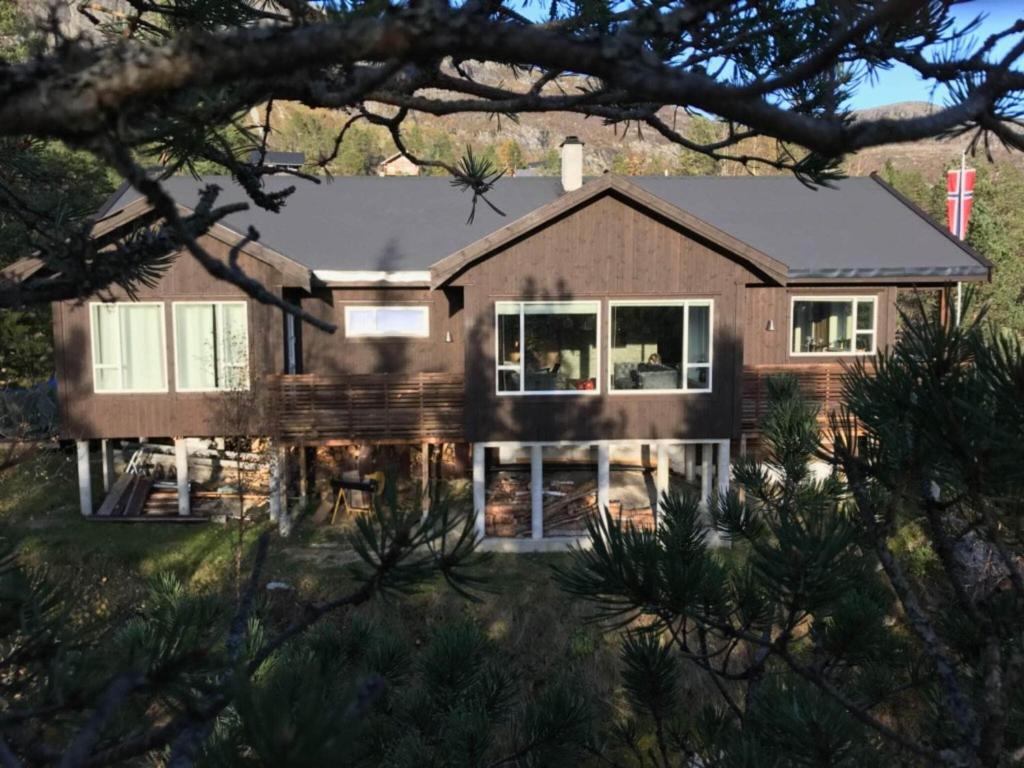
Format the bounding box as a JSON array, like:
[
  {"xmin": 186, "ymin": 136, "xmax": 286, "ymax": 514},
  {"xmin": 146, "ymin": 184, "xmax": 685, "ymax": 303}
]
[
  {"xmin": 122, "ymin": 476, "xmax": 153, "ymax": 518},
  {"xmin": 97, "ymin": 473, "xmax": 134, "ymax": 517}
]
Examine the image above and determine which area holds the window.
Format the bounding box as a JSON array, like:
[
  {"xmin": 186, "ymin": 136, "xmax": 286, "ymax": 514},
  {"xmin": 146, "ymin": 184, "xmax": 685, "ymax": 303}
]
[
  {"xmin": 344, "ymin": 306, "xmax": 429, "ymax": 338},
  {"xmin": 791, "ymin": 297, "xmax": 876, "ymax": 355},
  {"xmin": 173, "ymin": 302, "xmax": 250, "ymax": 391},
  {"xmin": 609, "ymin": 301, "xmax": 712, "ymax": 392},
  {"xmin": 90, "ymin": 302, "xmax": 167, "ymax": 393},
  {"xmin": 496, "ymin": 301, "xmax": 600, "ymax": 394}
]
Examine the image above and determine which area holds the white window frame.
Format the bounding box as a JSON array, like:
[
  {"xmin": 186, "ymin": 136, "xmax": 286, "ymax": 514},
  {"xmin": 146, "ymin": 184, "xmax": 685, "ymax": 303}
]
[
  {"xmin": 789, "ymin": 295, "xmax": 877, "ymax": 357},
  {"xmin": 343, "ymin": 305, "xmax": 430, "ymax": 338},
  {"xmin": 495, "ymin": 300, "xmax": 602, "ymax": 396},
  {"xmin": 89, "ymin": 301, "xmax": 169, "ymax": 394},
  {"xmin": 607, "ymin": 299, "xmax": 714, "ymax": 395},
  {"xmin": 172, "ymin": 301, "xmax": 251, "ymax": 392}
]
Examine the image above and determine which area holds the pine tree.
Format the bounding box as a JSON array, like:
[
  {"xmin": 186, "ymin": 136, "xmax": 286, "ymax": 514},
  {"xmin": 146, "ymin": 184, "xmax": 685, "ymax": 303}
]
[{"xmin": 556, "ymin": 303, "xmax": 1024, "ymax": 767}]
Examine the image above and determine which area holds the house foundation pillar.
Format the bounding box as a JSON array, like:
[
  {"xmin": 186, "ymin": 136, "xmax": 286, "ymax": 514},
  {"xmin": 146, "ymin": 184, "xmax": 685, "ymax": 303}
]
[
  {"xmin": 656, "ymin": 444, "xmax": 670, "ymax": 504},
  {"xmin": 421, "ymin": 442, "xmax": 431, "ymax": 518},
  {"xmin": 717, "ymin": 439, "xmax": 731, "ymax": 499},
  {"xmin": 77, "ymin": 440, "xmax": 93, "ymax": 516},
  {"xmin": 597, "ymin": 444, "xmax": 610, "ymax": 519},
  {"xmin": 298, "ymin": 447, "xmax": 309, "ymax": 506},
  {"xmin": 472, "ymin": 444, "xmax": 486, "ymax": 539},
  {"xmin": 174, "ymin": 438, "xmax": 190, "ymax": 517},
  {"xmin": 100, "ymin": 439, "xmax": 115, "ymax": 492},
  {"xmin": 700, "ymin": 443, "xmax": 712, "ymax": 510},
  {"xmin": 268, "ymin": 439, "xmax": 281, "ymax": 524},
  {"xmin": 531, "ymin": 445, "xmax": 543, "ymax": 540},
  {"xmin": 269, "ymin": 441, "xmax": 290, "ymax": 535}
]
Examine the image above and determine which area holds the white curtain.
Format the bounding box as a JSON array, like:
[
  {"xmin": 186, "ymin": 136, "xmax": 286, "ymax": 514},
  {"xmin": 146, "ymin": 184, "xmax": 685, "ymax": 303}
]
[
  {"xmin": 175, "ymin": 304, "xmax": 217, "ymax": 390},
  {"xmin": 346, "ymin": 306, "xmax": 428, "ymax": 337},
  {"xmin": 120, "ymin": 305, "xmax": 165, "ymax": 390},
  {"xmin": 219, "ymin": 303, "xmax": 249, "ymax": 389},
  {"xmin": 91, "ymin": 303, "xmax": 165, "ymax": 392},
  {"xmin": 91, "ymin": 305, "xmax": 122, "ymax": 391},
  {"xmin": 375, "ymin": 307, "xmax": 427, "ymax": 335}
]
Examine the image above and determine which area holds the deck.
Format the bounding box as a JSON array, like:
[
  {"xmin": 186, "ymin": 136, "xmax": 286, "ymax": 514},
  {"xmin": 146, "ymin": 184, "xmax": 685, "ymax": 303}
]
[
  {"xmin": 742, "ymin": 363, "xmax": 861, "ymax": 434},
  {"xmin": 267, "ymin": 366, "xmax": 856, "ymax": 445}
]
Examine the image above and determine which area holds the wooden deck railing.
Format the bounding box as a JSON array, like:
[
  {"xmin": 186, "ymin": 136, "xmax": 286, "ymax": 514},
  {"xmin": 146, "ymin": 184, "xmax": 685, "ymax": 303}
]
[
  {"xmin": 266, "ymin": 373, "xmax": 465, "ymax": 444},
  {"xmin": 742, "ymin": 364, "xmax": 858, "ymax": 433}
]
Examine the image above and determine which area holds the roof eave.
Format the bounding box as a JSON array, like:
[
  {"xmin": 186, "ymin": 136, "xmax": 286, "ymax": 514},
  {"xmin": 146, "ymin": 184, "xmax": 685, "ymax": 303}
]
[
  {"xmin": 869, "ymin": 172, "xmax": 994, "ymax": 278},
  {"xmin": 789, "ymin": 266, "xmax": 990, "ymax": 284}
]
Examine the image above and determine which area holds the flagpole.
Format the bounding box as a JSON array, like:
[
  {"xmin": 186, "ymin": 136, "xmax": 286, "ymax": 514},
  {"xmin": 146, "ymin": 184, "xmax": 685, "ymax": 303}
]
[{"xmin": 955, "ymin": 148, "xmax": 965, "ymax": 328}]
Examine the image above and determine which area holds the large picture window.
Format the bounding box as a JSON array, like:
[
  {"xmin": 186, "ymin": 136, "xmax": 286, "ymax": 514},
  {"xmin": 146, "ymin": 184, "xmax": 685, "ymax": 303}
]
[
  {"xmin": 345, "ymin": 306, "xmax": 429, "ymax": 338},
  {"xmin": 609, "ymin": 301, "xmax": 712, "ymax": 392},
  {"xmin": 90, "ymin": 302, "xmax": 167, "ymax": 393},
  {"xmin": 173, "ymin": 302, "xmax": 250, "ymax": 391},
  {"xmin": 791, "ymin": 297, "xmax": 876, "ymax": 355},
  {"xmin": 496, "ymin": 301, "xmax": 600, "ymax": 394}
]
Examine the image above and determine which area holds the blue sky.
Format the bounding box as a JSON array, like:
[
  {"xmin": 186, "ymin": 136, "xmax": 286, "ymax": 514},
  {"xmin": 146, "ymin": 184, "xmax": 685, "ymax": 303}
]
[{"xmin": 851, "ymin": 1, "xmax": 1022, "ymax": 109}]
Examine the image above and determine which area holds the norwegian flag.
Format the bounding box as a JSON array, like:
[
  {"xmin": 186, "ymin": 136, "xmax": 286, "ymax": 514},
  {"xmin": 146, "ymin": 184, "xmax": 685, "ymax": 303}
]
[{"xmin": 947, "ymin": 166, "xmax": 976, "ymax": 241}]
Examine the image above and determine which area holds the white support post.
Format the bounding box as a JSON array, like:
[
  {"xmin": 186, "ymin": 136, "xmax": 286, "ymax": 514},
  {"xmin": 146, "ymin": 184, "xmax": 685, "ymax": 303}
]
[
  {"xmin": 175, "ymin": 438, "xmax": 190, "ymax": 517},
  {"xmin": 77, "ymin": 440, "xmax": 93, "ymax": 516},
  {"xmin": 685, "ymin": 444, "xmax": 696, "ymax": 483},
  {"xmin": 700, "ymin": 443, "xmax": 712, "ymax": 510},
  {"xmin": 101, "ymin": 439, "xmax": 115, "ymax": 492},
  {"xmin": 268, "ymin": 439, "xmax": 281, "ymax": 524},
  {"xmin": 597, "ymin": 444, "xmax": 610, "ymax": 520},
  {"xmin": 738, "ymin": 434, "xmax": 748, "ymax": 504},
  {"xmin": 421, "ymin": 442, "xmax": 431, "ymax": 518},
  {"xmin": 472, "ymin": 444, "xmax": 486, "ymax": 540},
  {"xmin": 717, "ymin": 439, "xmax": 731, "ymax": 500},
  {"xmin": 277, "ymin": 444, "xmax": 291, "ymax": 536},
  {"xmin": 298, "ymin": 447, "xmax": 309, "ymax": 506},
  {"xmin": 656, "ymin": 444, "xmax": 670, "ymax": 504},
  {"xmin": 530, "ymin": 445, "xmax": 544, "ymax": 540}
]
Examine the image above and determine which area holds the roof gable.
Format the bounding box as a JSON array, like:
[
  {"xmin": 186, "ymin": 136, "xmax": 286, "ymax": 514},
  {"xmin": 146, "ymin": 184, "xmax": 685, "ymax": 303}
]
[
  {"xmin": 431, "ymin": 175, "xmax": 790, "ymax": 288},
  {"xmin": 91, "ymin": 196, "xmax": 312, "ymax": 289}
]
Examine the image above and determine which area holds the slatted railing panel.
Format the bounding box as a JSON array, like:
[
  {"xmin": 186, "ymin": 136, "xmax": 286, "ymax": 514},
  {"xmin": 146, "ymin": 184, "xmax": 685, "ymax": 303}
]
[
  {"xmin": 742, "ymin": 364, "xmax": 854, "ymax": 433},
  {"xmin": 267, "ymin": 373, "xmax": 465, "ymax": 444}
]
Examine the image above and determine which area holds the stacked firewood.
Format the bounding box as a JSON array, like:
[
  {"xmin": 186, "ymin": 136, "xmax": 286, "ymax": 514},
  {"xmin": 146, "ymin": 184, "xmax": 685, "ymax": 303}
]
[
  {"xmin": 485, "ymin": 471, "xmax": 531, "ymax": 537},
  {"xmin": 543, "ymin": 481, "xmax": 598, "ymax": 536}
]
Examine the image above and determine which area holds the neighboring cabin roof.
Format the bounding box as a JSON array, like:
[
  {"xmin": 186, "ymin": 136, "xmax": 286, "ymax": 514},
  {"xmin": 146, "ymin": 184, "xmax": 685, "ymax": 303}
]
[{"xmin": 103, "ymin": 173, "xmax": 989, "ymax": 282}]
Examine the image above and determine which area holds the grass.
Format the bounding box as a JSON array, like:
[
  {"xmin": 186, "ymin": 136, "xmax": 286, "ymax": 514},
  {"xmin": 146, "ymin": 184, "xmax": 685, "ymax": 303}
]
[{"xmin": 0, "ymin": 447, "xmax": 624, "ymax": 706}]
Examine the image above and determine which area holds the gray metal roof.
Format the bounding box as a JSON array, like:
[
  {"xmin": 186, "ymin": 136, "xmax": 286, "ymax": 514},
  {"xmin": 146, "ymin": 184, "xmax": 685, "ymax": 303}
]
[{"xmin": 109, "ymin": 174, "xmax": 987, "ymax": 279}]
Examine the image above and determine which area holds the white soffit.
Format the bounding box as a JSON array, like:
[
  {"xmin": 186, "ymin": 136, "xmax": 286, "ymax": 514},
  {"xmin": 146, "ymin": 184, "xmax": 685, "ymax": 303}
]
[{"xmin": 313, "ymin": 269, "xmax": 432, "ymax": 285}]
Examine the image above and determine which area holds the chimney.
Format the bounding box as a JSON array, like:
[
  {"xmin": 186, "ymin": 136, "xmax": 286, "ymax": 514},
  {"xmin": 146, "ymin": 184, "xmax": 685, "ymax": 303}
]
[{"xmin": 560, "ymin": 136, "xmax": 584, "ymax": 192}]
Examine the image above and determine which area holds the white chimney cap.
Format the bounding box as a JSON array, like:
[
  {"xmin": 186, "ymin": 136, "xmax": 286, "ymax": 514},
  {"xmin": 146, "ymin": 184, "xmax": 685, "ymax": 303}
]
[{"xmin": 560, "ymin": 136, "xmax": 584, "ymax": 192}]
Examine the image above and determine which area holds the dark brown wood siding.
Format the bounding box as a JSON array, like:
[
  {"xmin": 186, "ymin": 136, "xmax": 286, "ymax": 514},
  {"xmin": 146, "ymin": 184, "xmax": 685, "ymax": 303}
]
[
  {"xmin": 299, "ymin": 286, "xmax": 464, "ymax": 376},
  {"xmin": 743, "ymin": 285, "xmax": 899, "ymax": 365},
  {"xmin": 454, "ymin": 193, "xmax": 760, "ymax": 443},
  {"xmin": 54, "ymin": 235, "xmax": 285, "ymax": 439}
]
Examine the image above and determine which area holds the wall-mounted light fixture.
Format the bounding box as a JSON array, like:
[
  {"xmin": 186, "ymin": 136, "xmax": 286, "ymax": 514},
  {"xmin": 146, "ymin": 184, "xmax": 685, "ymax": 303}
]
[
  {"xmin": 765, "ymin": 319, "xmax": 776, "ymax": 332},
  {"xmin": 445, "ymin": 330, "xmax": 453, "ymax": 343}
]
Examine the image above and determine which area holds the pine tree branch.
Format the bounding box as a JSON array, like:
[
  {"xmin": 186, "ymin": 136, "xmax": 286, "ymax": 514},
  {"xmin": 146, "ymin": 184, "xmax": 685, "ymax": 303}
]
[
  {"xmin": 93, "ymin": 139, "xmax": 338, "ymax": 333},
  {"xmin": 58, "ymin": 671, "xmax": 148, "ymax": 768},
  {"xmin": 840, "ymin": 450, "xmax": 980, "ymax": 759},
  {"xmin": 0, "ymin": 737, "xmax": 23, "ymax": 768},
  {"xmin": 0, "ymin": 4, "xmax": 1021, "ymax": 160}
]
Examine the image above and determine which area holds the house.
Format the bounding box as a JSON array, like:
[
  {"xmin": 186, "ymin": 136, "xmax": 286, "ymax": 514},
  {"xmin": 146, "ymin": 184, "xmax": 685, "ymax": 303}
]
[
  {"xmin": 377, "ymin": 152, "xmax": 421, "ymax": 176},
  {"xmin": 24, "ymin": 139, "xmax": 990, "ymax": 548},
  {"xmin": 246, "ymin": 151, "xmax": 306, "ymax": 173}
]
